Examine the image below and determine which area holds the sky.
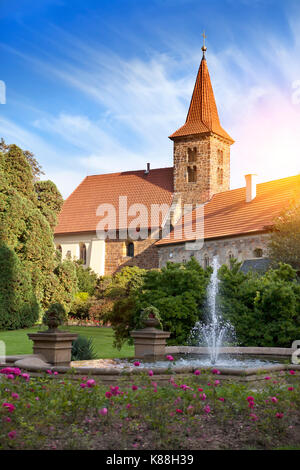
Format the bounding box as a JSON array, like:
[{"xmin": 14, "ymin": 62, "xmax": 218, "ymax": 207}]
[{"xmin": 0, "ymin": 0, "xmax": 300, "ymax": 198}]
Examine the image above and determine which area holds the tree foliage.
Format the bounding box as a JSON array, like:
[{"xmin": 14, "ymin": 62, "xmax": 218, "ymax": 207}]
[
  {"xmin": 106, "ymin": 259, "xmax": 210, "ymax": 349},
  {"xmin": 218, "ymin": 259, "xmax": 300, "ymax": 347}
]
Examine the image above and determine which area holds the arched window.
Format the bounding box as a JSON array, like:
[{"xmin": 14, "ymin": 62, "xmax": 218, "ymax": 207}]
[
  {"xmin": 127, "ymin": 242, "xmax": 134, "ymax": 258},
  {"xmin": 80, "ymin": 243, "xmax": 87, "ymax": 264},
  {"xmin": 187, "ymin": 147, "xmax": 197, "ymax": 163},
  {"xmin": 218, "ymin": 149, "xmax": 223, "ymax": 166},
  {"xmin": 254, "ymin": 248, "xmax": 263, "ymax": 258},
  {"xmin": 228, "ymin": 251, "xmax": 234, "ymax": 261},
  {"xmin": 187, "ymin": 165, "xmax": 197, "ymax": 183},
  {"xmin": 217, "ymin": 167, "xmax": 223, "ymax": 185},
  {"xmin": 66, "ymin": 250, "xmax": 71, "ymax": 259},
  {"xmin": 204, "ymin": 255, "xmax": 210, "ymax": 269}
]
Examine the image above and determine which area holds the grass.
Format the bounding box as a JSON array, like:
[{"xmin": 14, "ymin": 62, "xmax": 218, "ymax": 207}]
[{"xmin": 0, "ymin": 326, "xmax": 134, "ymax": 359}]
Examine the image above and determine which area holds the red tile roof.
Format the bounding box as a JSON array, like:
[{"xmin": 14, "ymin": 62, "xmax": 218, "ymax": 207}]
[
  {"xmin": 55, "ymin": 167, "xmax": 174, "ymax": 234},
  {"xmin": 156, "ymin": 175, "xmax": 300, "ymax": 246},
  {"xmin": 169, "ymin": 56, "xmax": 234, "ymax": 143}
]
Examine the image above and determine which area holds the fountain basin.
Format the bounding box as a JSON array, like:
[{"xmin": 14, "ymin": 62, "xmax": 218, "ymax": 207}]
[{"xmin": 1, "ymin": 346, "xmax": 299, "ymax": 386}]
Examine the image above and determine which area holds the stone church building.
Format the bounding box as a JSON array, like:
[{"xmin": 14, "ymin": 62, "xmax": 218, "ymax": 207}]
[{"xmin": 54, "ymin": 45, "xmax": 299, "ymax": 276}]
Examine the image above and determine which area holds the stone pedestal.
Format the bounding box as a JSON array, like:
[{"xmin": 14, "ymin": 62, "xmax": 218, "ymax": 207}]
[
  {"xmin": 28, "ymin": 331, "xmax": 78, "ymax": 366},
  {"xmin": 130, "ymin": 328, "xmax": 171, "ymax": 360}
]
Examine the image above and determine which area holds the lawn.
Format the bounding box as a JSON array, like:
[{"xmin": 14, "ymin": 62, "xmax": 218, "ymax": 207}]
[{"xmin": 0, "ymin": 326, "xmax": 134, "ymax": 359}]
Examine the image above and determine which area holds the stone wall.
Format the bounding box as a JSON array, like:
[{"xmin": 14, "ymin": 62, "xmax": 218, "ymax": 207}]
[
  {"xmin": 105, "ymin": 235, "xmax": 159, "ymax": 275},
  {"xmin": 173, "ymin": 133, "xmax": 231, "ymax": 206},
  {"xmin": 158, "ymin": 233, "xmax": 270, "ymax": 268}
]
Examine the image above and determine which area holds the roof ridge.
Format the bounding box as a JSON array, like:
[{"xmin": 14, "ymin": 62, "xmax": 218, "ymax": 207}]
[{"xmin": 85, "ymin": 166, "xmax": 173, "ymax": 178}]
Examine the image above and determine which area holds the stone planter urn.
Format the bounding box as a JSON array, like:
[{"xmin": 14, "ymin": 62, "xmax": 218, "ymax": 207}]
[
  {"xmin": 130, "ymin": 306, "xmax": 170, "ymax": 360},
  {"xmin": 28, "ymin": 303, "xmax": 77, "ymax": 366}
]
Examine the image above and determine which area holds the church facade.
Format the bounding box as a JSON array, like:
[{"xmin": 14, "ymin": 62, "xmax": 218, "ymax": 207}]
[{"xmin": 54, "ymin": 46, "xmax": 299, "ymax": 276}]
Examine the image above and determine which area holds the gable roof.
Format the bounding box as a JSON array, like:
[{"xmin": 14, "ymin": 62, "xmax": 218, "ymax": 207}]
[
  {"xmin": 55, "ymin": 167, "xmax": 174, "ymax": 234},
  {"xmin": 156, "ymin": 174, "xmax": 300, "ymax": 246},
  {"xmin": 169, "ymin": 56, "xmax": 234, "ymax": 142}
]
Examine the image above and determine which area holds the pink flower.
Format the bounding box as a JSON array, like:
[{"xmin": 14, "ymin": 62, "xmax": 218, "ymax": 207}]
[
  {"xmin": 289, "ymin": 370, "xmax": 295, "ymax": 375},
  {"xmin": 211, "ymin": 369, "xmax": 220, "ymax": 375},
  {"xmin": 288, "ymin": 387, "xmax": 294, "ymax": 391},
  {"xmin": 8, "ymin": 431, "xmax": 16, "ymax": 439},
  {"xmin": 247, "ymin": 396, "xmax": 255, "ymax": 402},
  {"xmin": 176, "ymin": 408, "xmax": 183, "ymax": 414},
  {"xmin": 264, "ymin": 376, "xmax": 271, "ymax": 380},
  {"xmin": 200, "ymin": 393, "xmax": 207, "ymax": 401},
  {"xmin": 198, "ymin": 388, "xmax": 203, "ymax": 392},
  {"xmin": 35, "ymin": 397, "xmax": 39, "ymax": 401},
  {"xmin": 132, "ymin": 385, "xmax": 138, "ymax": 391},
  {"xmin": 53, "ymin": 371, "xmax": 58, "ymax": 376},
  {"xmin": 248, "ymin": 402, "xmax": 255, "ymax": 409},
  {"xmin": 271, "ymin": 397, "xmax": 278, "ymax": 403},
  {"xmin": 204, "ymin": 405, "xmax": 211, "ymax": 414},
  {"xmin": 22, "ymin": 373, "xmax": 30, "ymax": 382},
  {"xmin": 194, "ymin": 370, "xmax": 201, "ymax": 376},
  {"xmin": 133, "ymin": 361, "xmax": 141, "ymax": 367},
  {"xmin": 46, "ymin": 370, "xmax": 52, "ymax": 375},
  {"xmin": 276, "ymin": 412, "xmax": 284, "ymax": 419},
  {"xmin": 80, "ymin": 383, "xmax": 87, "ymax": 389},
  {"xmin": 110, "ymin": 386, "xmax": 120, "ymax": 396},
  {"xmin": 7, "ymin": 374, "xmax": 14, "ymax": 380},
  {"xmin": 250, "ymin": 413, "xmax": 258, "ymax": 421},
  {"xmin": 99, "ymin": 408, "xmax": 108, "ymax": 416},
  {"xmin": 218, "ymin": 397, "xmax": 225, "ymax": 402},
  {"xmin": 126, "ymin": 404, "xmax": 131, "ymax": 409},
  {"xmin": 148, "ymin": 370, "xmax": 154, "ymax": 376},
  {"xmin": 105, "ymin": 391, "xmax": 112, "ymax": 398},
  {"xmin": 11, "ymin": 393, "xmax": 19, "ymax": 400},
  {"xmin": 87, "ymin": 379, "xmax": 96, "ymax": 388},
  {"xmin": 166, "ymin": 355, "xmax": 174, "ymax": 361},
  {"xmin": 2, "ymin": 403, "xmax": 15, "ymax": 413},
  {"xmin": 214, "ymin": 380, "xmax": 220, "ymax": 386}
]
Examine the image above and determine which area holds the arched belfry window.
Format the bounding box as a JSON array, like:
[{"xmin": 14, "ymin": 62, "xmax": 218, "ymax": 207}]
[
  {"xmin": 217, "ymin": 167, "xmax": 223, "ymax": 185},
  {"xmin": 80, "ymin": 243, "xmax": 87, "ymax": 264},
  {"xmin": 127, "ymin": 242, "xmax": 134, "ymax": 258},
  {"xmin": 218, "ymin": 149, "xmax": 223, "ymax": 166},
  {"xmin": 187, "ymin": 165, "xmax": 197, "ymax": 183},
  {"xmin": 187, "ymin": 147, "xmax": 197, "ymax": 163}
]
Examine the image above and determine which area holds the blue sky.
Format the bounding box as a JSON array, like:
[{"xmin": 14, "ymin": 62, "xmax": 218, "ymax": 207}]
[{"xmin": 1, "ymin": 0, "xmax": 300, "ymax": 198}]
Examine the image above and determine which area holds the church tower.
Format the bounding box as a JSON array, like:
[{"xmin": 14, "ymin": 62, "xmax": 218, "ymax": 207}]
[{"xmin": 170, "ymin": 40, "xmax": 234, "ymax": 206}]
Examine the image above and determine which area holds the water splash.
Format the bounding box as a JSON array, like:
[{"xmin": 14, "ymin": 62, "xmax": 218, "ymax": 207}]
[{"xmin": 190, "ymin": 257, "xmax": 236, "ymax": 364}]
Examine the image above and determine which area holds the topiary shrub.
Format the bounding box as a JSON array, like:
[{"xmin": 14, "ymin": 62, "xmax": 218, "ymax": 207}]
[
  {"xmin": 0, "ymin": 242, "xmax": 39, "ymax": 330},
  {"xmin": 71, "ymin": 335, "xmax": 97, "ymax": 361}
]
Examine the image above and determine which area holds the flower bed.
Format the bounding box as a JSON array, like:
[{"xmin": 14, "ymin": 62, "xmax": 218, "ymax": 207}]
[{"xmin": 0, "ymin": 366, "xmax": 299, "ymax": 450}]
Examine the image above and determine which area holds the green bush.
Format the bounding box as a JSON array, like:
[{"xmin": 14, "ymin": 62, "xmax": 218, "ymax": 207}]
[
  {"xmin": 0, "ymin": 243, "xmax": 39, "ymax": 330},
  {"xmin": 71, "ymin": 335, "xmax": 97, "ymax": 361},
  {"xmin": 75, "ymin": 261, "xmax": 98, "ymax": 295},
  {"xmin": 219, "ymin": 260, "xmax": 300, "ymax": 347},
  {"xmin": 108, "ymin": 258, "xmax": 210, "ymax": 349}
]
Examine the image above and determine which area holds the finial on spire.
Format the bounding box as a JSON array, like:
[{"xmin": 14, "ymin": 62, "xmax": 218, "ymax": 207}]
[{"xmin": 202, "ymin": 30, "xmax": 207, "ymax": 58}]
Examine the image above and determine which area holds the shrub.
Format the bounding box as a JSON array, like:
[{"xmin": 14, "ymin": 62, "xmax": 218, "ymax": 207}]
[
  {"xmin": 107, "ymin": 258, "xmax": 210, "ymax": 349},
  {"xmin": 219, "ymin": 260, "xmax": 300, "ymax": 347},
  {"xmin": 69, "ymin": 293, "xmax": 92, "ymax": 322},
  {"xmin": 71, "ymin": 335, "xmax": 97, "ymax": 361},
  {"xmin": 75, "ymin": 261, "xmax": 98, "ymax": 295},
  {"xmin": 0, "ymin": 242, "xmax": 39, "ymax": 330},
  {"xmin": 42, "ymin": 303, "xmax": 67, "ymax": 330}
]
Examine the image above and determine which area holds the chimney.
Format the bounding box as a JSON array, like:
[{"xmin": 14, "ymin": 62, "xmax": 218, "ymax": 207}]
[
  {"xmin": 145, "ymin": 163, "xmax": 150, "ymax": 175},
  {"xmin": 245, "ymin": 174, "xmax": 257, "ymax": 202}
]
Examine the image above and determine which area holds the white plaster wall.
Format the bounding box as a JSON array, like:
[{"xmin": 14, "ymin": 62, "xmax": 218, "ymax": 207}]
[{"xmin": 54, "ymin": 233, "xmax": 105, "ymax": 276}]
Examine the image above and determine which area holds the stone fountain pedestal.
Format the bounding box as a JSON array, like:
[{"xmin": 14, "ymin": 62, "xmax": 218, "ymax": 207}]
[
  {"xmin": 28, "ymin": 331, "xmax": 77, "ymax": 366},
  {"xmin": 130, "ymin": 321, "xmax": 170, "ymax": 360}
]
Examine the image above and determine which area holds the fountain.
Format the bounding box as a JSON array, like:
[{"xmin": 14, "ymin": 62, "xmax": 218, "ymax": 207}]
[{"xmin": 190, "ymin": 257, "xmax": 235, "ymax": 365}]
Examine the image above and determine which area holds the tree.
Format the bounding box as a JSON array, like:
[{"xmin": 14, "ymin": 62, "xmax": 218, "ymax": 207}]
[
  {"xmin": 34, "ymin": 180, "xmax": 64, "ymax": 230},
  {"xmin": 0, "ymin": 242, "xmax": 39, "ymax": 330},
  {"xmin": 269, "ymin": 184, "xmax": 300, "ymax": 270}
]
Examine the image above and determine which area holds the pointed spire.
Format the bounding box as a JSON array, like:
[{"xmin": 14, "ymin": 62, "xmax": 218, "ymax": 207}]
[{"xmin": 169, "ymin": 43, "xmax": 234, "ymax": 143}]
